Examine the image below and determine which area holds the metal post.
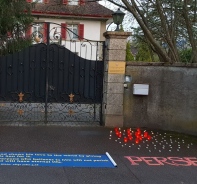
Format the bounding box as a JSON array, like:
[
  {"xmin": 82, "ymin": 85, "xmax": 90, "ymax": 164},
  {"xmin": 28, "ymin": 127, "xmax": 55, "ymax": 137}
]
[
  {"xmin": 100, "ymin": 41, "xmax": 105, "ymax": 125},
  {"xmin": 45, "ymin": 22, "xmax": 50, "ymax": 124}
]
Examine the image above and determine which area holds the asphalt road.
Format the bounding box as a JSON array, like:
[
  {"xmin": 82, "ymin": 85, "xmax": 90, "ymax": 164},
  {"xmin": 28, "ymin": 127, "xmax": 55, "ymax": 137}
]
[{"xmin": 0, "ymin": 126, "xmax": 196, "ymax": 184}]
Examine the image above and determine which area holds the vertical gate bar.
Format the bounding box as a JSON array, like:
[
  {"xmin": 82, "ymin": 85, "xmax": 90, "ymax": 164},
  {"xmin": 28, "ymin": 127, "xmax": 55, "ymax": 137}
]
[
  {"xmin": 99, "ymin": 41, "xmax": 105, "ymax": 125},
  {"xmin": 45, "ymin": 22, "xmax": 50, "ymax": 124},
  {"xmin": 93, "ymin": 41, "xmax": 99, "ymax": 121},
  {"xmin": 93, "ymin": 103, "xmax": 96, "ymax": 121}
]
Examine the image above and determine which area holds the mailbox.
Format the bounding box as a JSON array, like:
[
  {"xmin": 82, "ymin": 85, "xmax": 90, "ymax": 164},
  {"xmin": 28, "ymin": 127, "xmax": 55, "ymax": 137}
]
[{"xmin": 133, "ymin": 84, "xmax": 149, "ymax": 95}]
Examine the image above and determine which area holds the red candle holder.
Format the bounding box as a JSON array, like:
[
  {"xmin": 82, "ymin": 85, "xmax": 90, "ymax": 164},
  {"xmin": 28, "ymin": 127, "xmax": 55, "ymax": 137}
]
[
  {"xmin": 124, "ymin": 137, "xmax": 128, "ymax": 143},
  {"xmin": 128, "ymin": 135, "xmax": 133, "ymax": 140},
  {"xmin": 127, "ymin": 131, "xmax": 131, "ymax": 136},
  {"xmin": 114, "ymin": 127, "xmax": 119, "ymax": 132},
  {"xmin": 144, "ymin": 132, "xmax": 148, "ymax": 138},
  {"xmin": 115, "ymin": 131, "xmax": 121, "ymax": 138},
  {"xmin": 135, "ymin": 132, "xmax": 139, "ymax": 137},
  {"xmin": 137, "ymin": 128, "xmax": 141, "ymax": 133},
  {"xmin": 147, "ymin": 135, "xmax": 151, "ymax": 140},
  {"xmin": 118, "ymin": 132, "xmax": 122, "ymax": 138},
  {"xmin": 135, "ymin": 139, "xmax": 139, "ymax": 144}
]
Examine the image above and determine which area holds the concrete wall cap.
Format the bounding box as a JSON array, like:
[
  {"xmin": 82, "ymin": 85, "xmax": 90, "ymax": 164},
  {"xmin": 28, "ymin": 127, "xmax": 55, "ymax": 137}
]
[
  {"xmin": 103, "ymin": 31, "xmax": 132, "ymax": 39},
  {"xmin": 126, "ymin": 62, "xmax": 197, "ymax": 68}
]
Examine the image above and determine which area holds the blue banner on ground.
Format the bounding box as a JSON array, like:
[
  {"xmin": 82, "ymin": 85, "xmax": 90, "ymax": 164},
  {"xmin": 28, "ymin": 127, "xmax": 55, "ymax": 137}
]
[{"xmin": 0, "ymin": 152, "xmax": 115, "ymax": 168}]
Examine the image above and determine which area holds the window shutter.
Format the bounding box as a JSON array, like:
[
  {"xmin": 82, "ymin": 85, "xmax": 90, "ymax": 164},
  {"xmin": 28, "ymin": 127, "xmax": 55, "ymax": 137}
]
[
  {"xmin": 78, "ymin": 24, "xmax": 84, "ymax": 40},
  {"xmin": 61, "ymin": 23, "xmax": 67, "ymax": 40},
  {"xmin": 62, "ymin": 0, "xmax": 68, "ymax": 5},
  {"xmin": 44, "ymin": 0, "xmax": 49, "ymax": 3},
  {"xmin": 26, "ymin": 0, "xmax": 32, "ymax": 2},
  {"xmin": 79, "ymin": 0, "xmax": 85, "ymax": 5},
  {"xmin": 43, "ymin": 23, "xmax": 47, "ymax": 43}
]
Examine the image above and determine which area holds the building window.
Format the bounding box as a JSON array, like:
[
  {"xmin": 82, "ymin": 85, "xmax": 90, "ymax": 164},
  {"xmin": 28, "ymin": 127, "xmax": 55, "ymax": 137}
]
[
  {"xmin": 67, "ymin": 25, "xmax": 78, "ymax": 40},
  {"xmin": 61, "ymin": 23, "xmax": 84, "ymax": 40},
  {"xmin": 68, "ymin": 0, "xmax": 78, "ymax": 5},
  {"xmin": 33, "ymin": 0, "xmax": 42, "ymax": 2},
  {"xmin": 30, "ymin": 0, "xmax": 49, "ymax": 3},
  {"xmin": 62, "ymin": 0, "xmax": 85, "ymax": 5}
]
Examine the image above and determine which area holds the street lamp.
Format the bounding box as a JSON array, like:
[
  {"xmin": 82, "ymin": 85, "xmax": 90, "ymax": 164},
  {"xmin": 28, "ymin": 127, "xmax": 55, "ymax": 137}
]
[{"xmin": 112, "ymin": 8, "xmax": 125, "ymax": 31}]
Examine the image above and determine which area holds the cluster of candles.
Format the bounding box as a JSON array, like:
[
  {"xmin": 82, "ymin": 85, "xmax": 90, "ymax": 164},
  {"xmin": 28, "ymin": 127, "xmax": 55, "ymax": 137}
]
[
  {"xmin": 114, "ymin": 127, "xmax": 151, "ymax": 144},
  {"xmin": 109, "ymin": 127, "xmax": 194, "ymax": 152}
]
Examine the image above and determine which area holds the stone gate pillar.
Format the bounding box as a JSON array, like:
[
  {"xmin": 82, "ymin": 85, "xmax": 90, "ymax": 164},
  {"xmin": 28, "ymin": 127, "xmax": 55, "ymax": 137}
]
[{"xmin": 102, "ymin": 31, "xmax": 131, "ymax": 127}]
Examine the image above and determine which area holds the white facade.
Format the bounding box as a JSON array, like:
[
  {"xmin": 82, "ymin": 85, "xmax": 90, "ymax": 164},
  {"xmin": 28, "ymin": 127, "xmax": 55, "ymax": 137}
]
[
  {"xmin": 31, "ymin": 17, "xmax": 106, "ymax": 60},
  {"xmin": 39, "ymin": 18, "xmax": 103, "ymax": 40}
]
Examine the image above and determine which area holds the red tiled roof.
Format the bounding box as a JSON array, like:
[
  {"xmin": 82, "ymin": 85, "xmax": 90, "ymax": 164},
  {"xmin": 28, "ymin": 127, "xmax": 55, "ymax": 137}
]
[{"xmin": 31, "ymin": 0, "xmax": 113, "ymax": 19}]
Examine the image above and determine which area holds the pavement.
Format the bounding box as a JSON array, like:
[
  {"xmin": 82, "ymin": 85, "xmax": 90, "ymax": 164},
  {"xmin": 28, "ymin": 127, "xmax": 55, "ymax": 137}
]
[{"xmin": 0, "ymin": 125, "xmax": 196, "ymax": 184}]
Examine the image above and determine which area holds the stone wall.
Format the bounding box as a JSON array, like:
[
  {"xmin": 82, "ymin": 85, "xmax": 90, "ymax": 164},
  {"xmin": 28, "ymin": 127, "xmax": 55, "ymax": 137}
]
[{"xmin": 124, "ymin": 62, "xmax": 197, "ymax": 135}]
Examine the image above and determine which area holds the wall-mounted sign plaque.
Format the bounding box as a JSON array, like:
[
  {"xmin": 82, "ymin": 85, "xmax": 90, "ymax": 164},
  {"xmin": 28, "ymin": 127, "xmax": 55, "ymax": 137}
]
[{"xmin": 108, "ymin": 61, "xmax": 126, "ymax": 74}]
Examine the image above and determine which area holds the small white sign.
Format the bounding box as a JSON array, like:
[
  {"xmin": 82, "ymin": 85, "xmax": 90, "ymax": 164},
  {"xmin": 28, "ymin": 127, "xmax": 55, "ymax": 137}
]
[{"xmin": 133, "ymin": 84, "xmax": 149, "ymax": 95}]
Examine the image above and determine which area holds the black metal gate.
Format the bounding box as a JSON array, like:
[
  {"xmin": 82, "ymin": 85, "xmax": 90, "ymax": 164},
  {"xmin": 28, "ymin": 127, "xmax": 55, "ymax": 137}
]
[{"xmin": 0, "ymin": 22, "xmax": 104, "ymax": 125}]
